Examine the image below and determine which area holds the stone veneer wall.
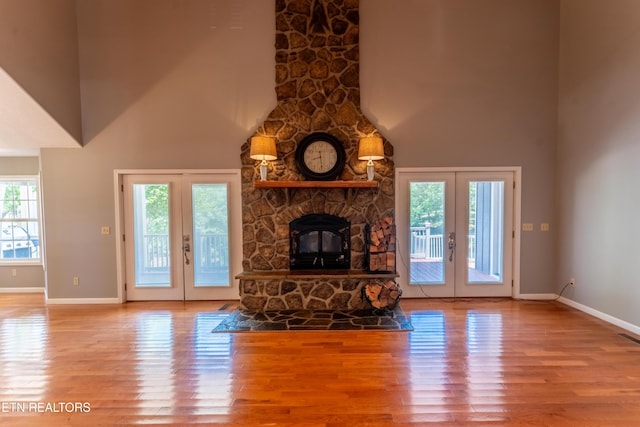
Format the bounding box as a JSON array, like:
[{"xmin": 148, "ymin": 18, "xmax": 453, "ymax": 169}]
[
  {"xmin": 240, "ymin": 274, "xmax": 398, "ymax": 311},
  {"xmin": 238, "ymin": 0, "xmax": 395, "ymax": 311}
]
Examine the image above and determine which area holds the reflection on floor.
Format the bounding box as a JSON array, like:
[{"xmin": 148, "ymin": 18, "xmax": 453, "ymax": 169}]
[
  {"xmin": 3, "ymin": 294, "xmax": 640, "ymax": 426},
  {"xmin": 212, "ymin": 306, "xmax": 413, "ymax": 331}
]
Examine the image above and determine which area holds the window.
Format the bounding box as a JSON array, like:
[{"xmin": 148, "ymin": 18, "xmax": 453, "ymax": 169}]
[{"xmin": 0, "ymin": 178, "xmax": 40, "ymax": 262}]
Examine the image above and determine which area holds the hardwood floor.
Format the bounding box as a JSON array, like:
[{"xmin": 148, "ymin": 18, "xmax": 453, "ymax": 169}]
[{"xmin": 1, "ymin": 294, "xmax": 640, "ymax": 426}]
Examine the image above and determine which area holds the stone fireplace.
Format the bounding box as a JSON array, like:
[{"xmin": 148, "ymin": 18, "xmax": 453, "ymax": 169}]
[{"xmin": 237, "ymin": 0, "xmax": 397, "ymax": 311}]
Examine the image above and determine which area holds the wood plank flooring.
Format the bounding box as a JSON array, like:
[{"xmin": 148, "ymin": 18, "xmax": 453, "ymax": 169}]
[{"xmin": 1, "ymin": 294, "xmax": 640, "ymax": 426}]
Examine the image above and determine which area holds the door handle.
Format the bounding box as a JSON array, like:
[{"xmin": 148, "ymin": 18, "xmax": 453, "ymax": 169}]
[
  {"xmin": 183, "ymin": 235, "xmax": 191, "ymax": 265},
  {"xmin": 447, "ymin": 232, "xmax": 456, "ymax": 262}
]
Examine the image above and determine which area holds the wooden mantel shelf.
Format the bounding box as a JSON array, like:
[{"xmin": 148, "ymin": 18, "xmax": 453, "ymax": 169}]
[
  {"xmin": 253, "ymin": 180, "xmax": 378, "ymax": 205},
  {"xmin": 254, "ymin": 180, "xmax": 378, "ymax": 189}
]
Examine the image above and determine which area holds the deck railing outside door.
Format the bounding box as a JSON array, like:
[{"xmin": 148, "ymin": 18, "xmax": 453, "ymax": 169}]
[
  {"xmin": 141, "ymin": 233, "xmax": 228, "ymax": 273},
  {"xmin": 410, "ymin": 226, "xmax": 475, "ymax": 261}
]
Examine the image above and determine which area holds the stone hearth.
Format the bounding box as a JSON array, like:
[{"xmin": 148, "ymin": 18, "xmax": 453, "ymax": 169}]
[
  {"xmin": 237, "ymin": 270, "xmax": 397, "ymax": 311},
  {"xmin": 212, "ymin": 307, "xmax": 413, "ymax": 332},
  {"xmin": 238, "ymin": 0, "xmax": 396, "ymax": 311}
]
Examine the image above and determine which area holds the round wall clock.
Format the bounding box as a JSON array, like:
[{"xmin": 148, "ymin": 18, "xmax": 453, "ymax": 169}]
[{"xmin": 295, "ymin": 132, "xmax": 346, "ymax": 181}]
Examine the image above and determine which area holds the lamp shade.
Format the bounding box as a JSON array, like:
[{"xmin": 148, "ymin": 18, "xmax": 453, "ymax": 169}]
[
  {"xmin": 249, "ymin": 136, "xmax": 277, "ymax": 161},
  {"xmin": 357, "ymin": 136, "xmax": 384, "ymax": 161}
]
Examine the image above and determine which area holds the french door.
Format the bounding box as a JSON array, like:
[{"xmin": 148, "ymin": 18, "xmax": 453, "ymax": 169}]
[
  {"xmin": 397, "ymin": 170, "xmax": 515, "ymax": 297},
  {"xmin": 122, "ymin": 173, "xmax": 241, "ymax": 301}
]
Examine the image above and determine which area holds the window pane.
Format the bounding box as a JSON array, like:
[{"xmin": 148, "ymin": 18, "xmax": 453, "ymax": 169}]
[
  {"xmin": 409, "ymin": 181, "xmax": 445, "ymax": 284},
  {"xmin": 468, "ymin": 181, "xmax": 504, "ymax": 283},
  {"xmin": 0, "ymin": 179, "xmax": 40, "ymax": 261},
  {"xmin": 192, "ymin": 184, "xmax": 229, "ymax": 286},
  {"xmin": 0, "ymin": 221, "xmax": 39, "ymax": 259},
  {"xmin": 133, "ymin": 184, "xmax": 171, "ymax": 287}
]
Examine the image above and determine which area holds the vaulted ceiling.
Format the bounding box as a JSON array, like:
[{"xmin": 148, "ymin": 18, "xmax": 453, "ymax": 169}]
[{"xmin": 0, "ymin": 0, "xmax": 83, "ymax": 156}]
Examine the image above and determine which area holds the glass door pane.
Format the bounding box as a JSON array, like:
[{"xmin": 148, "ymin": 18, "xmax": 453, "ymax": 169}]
[
  {"xmin": 409, "ymin": 181, "xmax": 446, "ymax": 284},
  {"xmin": 191, "ymin": 183, "xmax": 229, "ymax": 286},
  {"xmin": 398, "ymin": 171, "xmax": 456, "ymax": 298},
  {"xmin": 467, "ymin": 181, "xmax": 504, "ymax": 283},
  {"xmin": 182, "ymin": 173, "xmax": 241, "ymax": 301},
  {"xmin": 132, "ymin": 184, "xmax": 171, "ymax": 287},
  {"xmin": 124, "ymin": 175, "xmax": 184, "ymax": 301}
]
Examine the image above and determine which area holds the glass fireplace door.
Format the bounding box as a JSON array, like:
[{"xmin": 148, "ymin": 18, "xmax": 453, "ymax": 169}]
[{"xmin": 289, "ymin": 214, "xmax": 350, "ymax": 270}]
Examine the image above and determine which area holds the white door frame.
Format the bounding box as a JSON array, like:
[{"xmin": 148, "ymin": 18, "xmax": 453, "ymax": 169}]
[
  {"xmin": 113, "ymin": 169, "xmax": 242, "ymax": 303},
  {"xmin": 395, "ymin": 167, "xmax": 522, "ymax": 298}
]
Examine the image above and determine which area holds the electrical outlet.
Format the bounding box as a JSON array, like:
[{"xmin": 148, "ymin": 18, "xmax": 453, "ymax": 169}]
[
  {"xmin": 11, "ymin": 268, "xmax": 17, "ymax": 277},
  {"xmin": 569, "ymin": 277, "xmax": 576, "ymax": 287},
  {"xmin": 73, "ymin": 276, "xmax": 80, "ymax": 286}
]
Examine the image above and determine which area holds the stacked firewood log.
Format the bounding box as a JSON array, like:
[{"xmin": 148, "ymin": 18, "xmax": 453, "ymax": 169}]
[
  {"xmin": 363, "ymin": 280, "xmax": 402, "ymax": 310},
  {"xmin": 367, "ymin": 216, "xmax": 396, "ymax": 272}
]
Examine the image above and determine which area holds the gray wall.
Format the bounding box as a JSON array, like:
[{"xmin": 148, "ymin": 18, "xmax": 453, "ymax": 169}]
[
  {"xmin": 0, "ymin": 156, "xmax": 44, "ymax": 289},
  {"xmin": 361, "ymin": 0, "xmax": 559, "ymax": 294},
  {"xmin": 37, "ymin": 0, "xmax": 559, "ymax": 299},
  {"xmin": 0, "ymin": 157, "xmax": 38, "ymax": 175},
  {"xmin": 41, "ymin": 0, "xmax": 275, "ymax": 298},
  {"xmin": 557, "ymin": 0, "xmax": 640, "ymax": 326}
]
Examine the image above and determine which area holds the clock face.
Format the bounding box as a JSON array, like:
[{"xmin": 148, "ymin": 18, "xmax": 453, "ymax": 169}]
[
  {"xmin": 295, "ymin": 132, "xmax": 346, "ymax": 180},
  {"xmin": 303, "ymin": 140, "xmax": 338, "ymax": 174}
]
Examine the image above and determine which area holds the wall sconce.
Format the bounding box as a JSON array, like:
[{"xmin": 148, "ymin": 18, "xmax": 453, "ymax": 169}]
[
  {"xmin": 250, "ymin": 136, "xmax": 277, "ymax": 181},
  {"xmin": 358, "ymin": 136, "xmax": 384, "ymax": 181}
]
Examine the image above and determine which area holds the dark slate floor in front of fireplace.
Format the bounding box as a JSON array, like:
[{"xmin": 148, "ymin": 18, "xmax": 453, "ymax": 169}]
[{"xmin": 212, "ymin": 306, "xmax": 413, "ymax": 332}]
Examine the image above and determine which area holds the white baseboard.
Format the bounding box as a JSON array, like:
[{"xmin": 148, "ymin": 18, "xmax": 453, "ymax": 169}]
[
  {"xmin": 46, "ymin": 297, "xmax": 121, "ymax": 305},
  {"xmin": 558, "ymin": 296, "xmax": 640, "ymax": 336},
  {"xmin": 517, "ymin": 293, "xmax": 557, "ymax": 300},
  {"xmin": 0, "ymin": 287, "xmax": 45, "ymax": 293}
]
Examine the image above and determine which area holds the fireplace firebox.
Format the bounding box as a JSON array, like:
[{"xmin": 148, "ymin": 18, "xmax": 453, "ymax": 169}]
[{"xmin": 289, "ymin": 214, "xmax": 350, "ymax": 270}]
